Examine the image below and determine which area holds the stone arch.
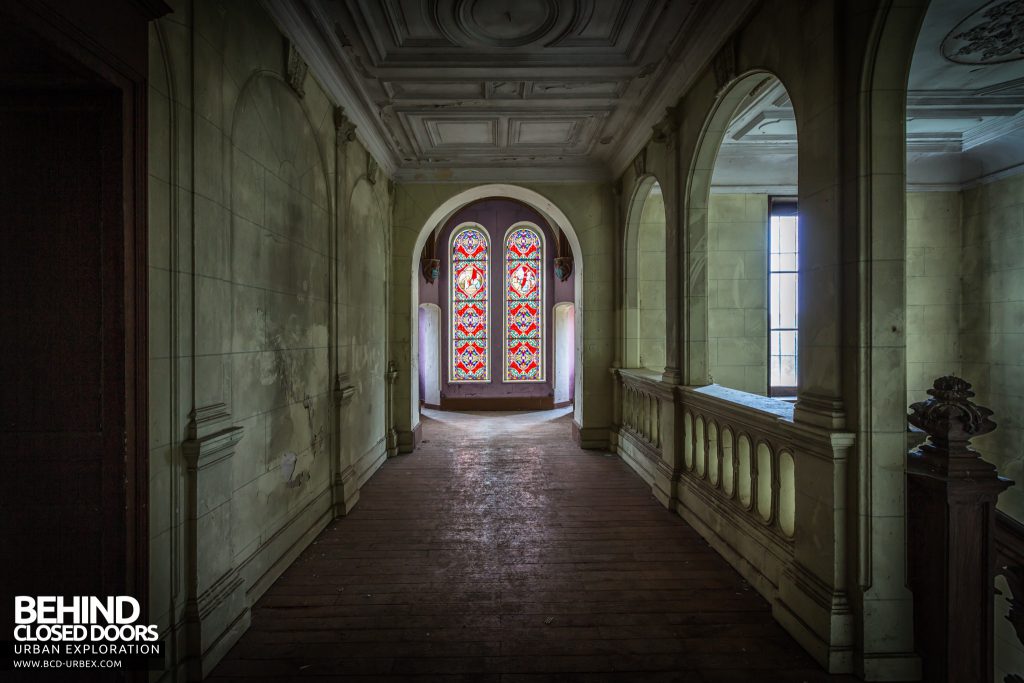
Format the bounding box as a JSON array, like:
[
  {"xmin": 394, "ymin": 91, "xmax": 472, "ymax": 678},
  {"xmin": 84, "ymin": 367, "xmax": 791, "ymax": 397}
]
[
  {"xmin": 623, "ymin": 174, "xmax": 667, "ymax": 372},
  {"xmin": 683, "ymin": 69, "xmax": 793, "ymax": 389},
  {"xmin": 408, "ymin": 184, "xmax": 584, "ymax": 439}
]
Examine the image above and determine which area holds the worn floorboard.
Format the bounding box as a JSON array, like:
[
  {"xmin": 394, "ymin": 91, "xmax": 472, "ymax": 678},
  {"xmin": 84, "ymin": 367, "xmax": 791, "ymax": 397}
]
[{"xmin": 208, "ymin": 408, "xmax": 854, "ymax": 682}]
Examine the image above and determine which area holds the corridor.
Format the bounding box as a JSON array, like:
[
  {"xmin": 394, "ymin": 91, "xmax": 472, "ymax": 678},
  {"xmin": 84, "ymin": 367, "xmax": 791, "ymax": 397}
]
[{"xmin": 208, "ymin": 409, "xmax": 852, "ymax": 682}]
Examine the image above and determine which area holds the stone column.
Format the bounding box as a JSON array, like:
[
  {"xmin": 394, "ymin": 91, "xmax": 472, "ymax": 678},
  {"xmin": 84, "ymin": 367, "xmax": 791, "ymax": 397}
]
[
  {"xmin": 907, "ymin": 376, "xmax": 1012, "ymax": 683},
  {"xmin": 653, "ymin": 108, "xmax": 682, "ymax": 386}
]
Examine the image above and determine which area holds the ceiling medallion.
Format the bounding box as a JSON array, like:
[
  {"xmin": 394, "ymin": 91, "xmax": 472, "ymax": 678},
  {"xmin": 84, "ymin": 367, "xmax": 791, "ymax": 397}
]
[
  {"xmin": 941, "ymin": 0, "xmax": 1024, "ymax": 65},
  {"xmin": 438, "ymin": 0, "xmax": 566, "ymax": 48}
]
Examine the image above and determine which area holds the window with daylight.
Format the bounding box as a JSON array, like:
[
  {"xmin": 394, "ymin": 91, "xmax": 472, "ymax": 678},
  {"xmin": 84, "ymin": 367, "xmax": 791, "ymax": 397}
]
[
  {"xmin": 769, "ymin": 200, "xmax": 798, "ymax": 396},
  {"xmin": 504, "ymin": 225, "xmax": 544, "ymax": 382},
  {"xmin": 450, "ymin": 225, "xmax": 489, "ymax": 382}
]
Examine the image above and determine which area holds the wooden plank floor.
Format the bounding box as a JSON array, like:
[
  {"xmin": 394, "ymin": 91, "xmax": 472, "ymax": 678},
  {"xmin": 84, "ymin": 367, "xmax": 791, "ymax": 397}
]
[{"xmin": 208, "ymin": 408, "xmax": 855, "ymax": 682}]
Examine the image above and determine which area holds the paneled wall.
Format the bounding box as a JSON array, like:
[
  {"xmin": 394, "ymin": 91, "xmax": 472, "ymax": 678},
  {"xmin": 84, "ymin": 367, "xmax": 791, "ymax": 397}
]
[{"xmin": 148, "ymin": 1, "xmax": 393, "ymax": 677}]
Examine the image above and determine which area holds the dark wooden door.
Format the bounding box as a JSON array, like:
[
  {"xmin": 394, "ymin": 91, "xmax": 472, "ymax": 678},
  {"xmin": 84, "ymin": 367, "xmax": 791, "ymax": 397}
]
[
  {"xmin": 0, "ymin": 88, "xmax": 128, "ymax": 611},
  {"xmin": 0, "ymin": 3, "xmax": 163, "ymax": 658}
]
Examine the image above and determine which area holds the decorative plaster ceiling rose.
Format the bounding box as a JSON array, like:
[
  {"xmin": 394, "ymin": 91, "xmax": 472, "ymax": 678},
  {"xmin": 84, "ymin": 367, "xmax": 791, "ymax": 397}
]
[{"xmin": 440, "ymin": 0, "xmax": 567, "ymax": 49}]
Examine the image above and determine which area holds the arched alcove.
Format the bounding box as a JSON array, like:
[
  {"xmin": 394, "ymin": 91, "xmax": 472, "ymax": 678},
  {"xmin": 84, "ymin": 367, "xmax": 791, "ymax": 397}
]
[
  {"xmin": 685, "ymin": 72, "xmax": 797, "ymax": 397},
  {"xmin": 408, "ymin": 184, "xmax": 584, "ymax": 439},
  {"xmin": 553, "ymin": 302, "xmax": 575, "ymax": 406},
  {"xmin": 418, "ymin": 303, "xmax": 441, "ymax": 408},
  {"xmin": 623, "ymin": 177, "xmax": 667, "ymax": 372}
]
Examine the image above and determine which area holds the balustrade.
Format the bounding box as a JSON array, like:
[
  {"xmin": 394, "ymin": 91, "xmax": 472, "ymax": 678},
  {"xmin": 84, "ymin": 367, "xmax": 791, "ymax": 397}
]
[
  {"xmin": 612, "ymin": 377, "xmax": 857, "ymax": 671},
  {"xmin": 678, "ymin": 385, "xmax": 796, "ymax": 542},
  {"xmin": 614, "ymin": 369, "xmax": 672, "ymax": 485}
]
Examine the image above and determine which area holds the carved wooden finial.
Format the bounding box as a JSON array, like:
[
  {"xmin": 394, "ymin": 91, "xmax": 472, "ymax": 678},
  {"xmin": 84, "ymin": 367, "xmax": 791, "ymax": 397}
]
[
  {"xmin": 909, "ymin": 376, "xmax": 995, "ymax": 453},
  {"xmin": 908, "ymin": 376, "xmax": 1004, "ymax": 479}
]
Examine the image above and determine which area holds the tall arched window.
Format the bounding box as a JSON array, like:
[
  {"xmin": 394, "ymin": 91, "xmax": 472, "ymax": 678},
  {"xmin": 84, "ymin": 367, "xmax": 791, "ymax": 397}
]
[
  {"xmin": 450, "ymin": 224, "xmax": 489, "ymax": 382},
  {"xmin": 504, "ymin": 224, "xmax": 544, "ymax": 382}
]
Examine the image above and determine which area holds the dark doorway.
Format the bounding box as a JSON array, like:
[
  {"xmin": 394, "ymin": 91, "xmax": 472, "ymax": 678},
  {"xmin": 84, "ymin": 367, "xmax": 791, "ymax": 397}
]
[{"xmin": 0, "ymin": 0, "xmax": 165, "ymax": 655}]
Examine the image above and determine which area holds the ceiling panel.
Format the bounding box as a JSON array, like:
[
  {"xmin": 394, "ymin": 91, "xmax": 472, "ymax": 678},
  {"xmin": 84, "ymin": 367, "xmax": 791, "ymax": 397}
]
[{"xmin": 269, "ymin": 0, "xmax": 725, "ymax": 180}]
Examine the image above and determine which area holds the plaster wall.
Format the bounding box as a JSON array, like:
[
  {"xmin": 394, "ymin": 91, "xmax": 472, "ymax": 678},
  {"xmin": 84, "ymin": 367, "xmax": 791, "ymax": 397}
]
[
  {"xmin": 148, "ymin": 1, "xmax": 392, "ymax": 677},
  {"xmin": 961, "ymin": 174, "xmax": 1024, "ymax": 521},
  {"xmin": 905, "ymin": 191, "xmax": 962, "ymax": 408},
  {"xmin": 707, "ymin": 193, "xmax": 768, "ymax": 395}
]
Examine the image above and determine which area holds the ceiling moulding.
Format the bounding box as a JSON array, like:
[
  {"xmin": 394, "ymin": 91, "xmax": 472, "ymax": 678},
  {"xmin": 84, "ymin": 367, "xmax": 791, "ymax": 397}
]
[
  {"xmin": 394, "ymin": 164, "xmax": 611, "ymax": 184},
  {"xmin": 606, "ymin": 0, "xmax": 758, "ymax": 177},
  {"xmin": 710, "ymin": 185, "xmax": 797, "ymax": 195},
  {"xmin": 262, "ymin": 0, "xmax": 401, "ymax": 177},
  {"xmin": 962, "ymin": 110, "xmax": 1024, "ymax": 150}
]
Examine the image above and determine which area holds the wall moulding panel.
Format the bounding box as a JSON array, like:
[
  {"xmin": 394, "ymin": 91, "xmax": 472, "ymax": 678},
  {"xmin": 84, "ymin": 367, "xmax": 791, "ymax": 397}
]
[{"xmin": 148, "ymin": 2, "xmax": 396, "ymax": 678}]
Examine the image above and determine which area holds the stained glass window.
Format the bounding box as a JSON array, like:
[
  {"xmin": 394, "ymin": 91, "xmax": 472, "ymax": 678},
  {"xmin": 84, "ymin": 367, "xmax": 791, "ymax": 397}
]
[
  {"xmin": 504, "ymin": 225, "xmax": 544, "ymax": 382},
  {"xmin": 450, "ymin": 225, "xmax": 489, "ymax": 382}
]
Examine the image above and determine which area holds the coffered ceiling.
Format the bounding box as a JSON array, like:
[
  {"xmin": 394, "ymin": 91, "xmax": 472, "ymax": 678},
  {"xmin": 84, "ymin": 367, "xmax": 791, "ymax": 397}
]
[{"xmin": 264, "ymin": 0, "xmax": 754, "ymax": 182}]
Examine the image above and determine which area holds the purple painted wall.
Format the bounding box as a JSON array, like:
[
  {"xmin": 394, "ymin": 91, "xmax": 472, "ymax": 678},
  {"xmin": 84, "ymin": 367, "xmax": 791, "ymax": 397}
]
[
  {"xmin": 418, "ymin": 257, "xmax": 439, "ymax": 306},
  {"xmin": 427, "ymin": 197, "xmax": 575, "ymax": 401}
]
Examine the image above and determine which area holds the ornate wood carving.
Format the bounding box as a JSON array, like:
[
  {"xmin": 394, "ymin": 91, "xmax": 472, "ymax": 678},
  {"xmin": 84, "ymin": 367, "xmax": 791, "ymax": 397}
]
[
  {"xmin": 907, "ymin": 376, "xmax": 1013, "ymax": 683},
  {"xmin": 997, "ymin": 511, "xmax": 1024, "ymax": 681}
]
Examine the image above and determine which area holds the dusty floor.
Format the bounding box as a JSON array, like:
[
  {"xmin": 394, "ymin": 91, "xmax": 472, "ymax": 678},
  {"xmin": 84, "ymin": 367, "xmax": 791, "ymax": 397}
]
[{"xmin": 208, "ymin": 408, "xmax": 853, "ymax": 682}]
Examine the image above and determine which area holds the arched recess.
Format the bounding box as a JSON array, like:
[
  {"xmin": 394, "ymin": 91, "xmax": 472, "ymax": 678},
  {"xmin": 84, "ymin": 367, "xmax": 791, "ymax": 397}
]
[
  {"xmin": 408, "ymin": 184, "xmax": 584, "ymax": 440},
  {"xmin": 623, "ymin": 175, "xmax": 667, "ymax": 372},
  {"xmin": 552, "ymin": 302, "xmax": 575, "ymax": 406},
  {"xmin": 418, "ymin": 303, "xmax": 441, "ymax": 407},
  {"xmin": 683, "ymin": 70, "xmax": 793, "ymax": 389},
  {"xmin": 343, "ymin": 176, "xmax": 390, "ymax": 476}
]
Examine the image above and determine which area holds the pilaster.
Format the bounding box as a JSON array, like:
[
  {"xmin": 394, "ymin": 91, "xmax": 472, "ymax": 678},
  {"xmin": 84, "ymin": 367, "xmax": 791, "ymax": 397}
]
[{"xmin": 181, "ymin": 403, "xmax": 248, "ymax": 680}]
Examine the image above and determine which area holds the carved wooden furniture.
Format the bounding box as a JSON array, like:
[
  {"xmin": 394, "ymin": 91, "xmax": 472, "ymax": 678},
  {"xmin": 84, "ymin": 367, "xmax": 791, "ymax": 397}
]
[{"xmin": 907, "ymin": 376, "xmax": 1013, "ymax": 683}]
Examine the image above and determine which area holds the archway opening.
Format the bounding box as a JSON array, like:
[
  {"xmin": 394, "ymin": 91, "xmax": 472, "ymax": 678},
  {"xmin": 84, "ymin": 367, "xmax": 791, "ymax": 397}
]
[
  {"xmin": 624, "ymin": 178, "xmax": 666, "ymax": 372},
  {"xmin": 408, "ymin": 185, "xmax": 584, "ymax": 443},
  {"xmin": 688, "ymin": 73, "xmax": 798, "ymax": 397},
  {"xmin": 902, "ymin": 4, "xmax": 1024, "ymax": 676}
]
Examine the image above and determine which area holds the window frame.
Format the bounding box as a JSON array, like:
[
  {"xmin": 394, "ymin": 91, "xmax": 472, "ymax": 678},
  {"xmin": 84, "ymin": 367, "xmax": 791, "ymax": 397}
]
[{"xmin": 767, "ymin": 197, "xmax": 799, "ymax": 398}]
